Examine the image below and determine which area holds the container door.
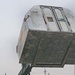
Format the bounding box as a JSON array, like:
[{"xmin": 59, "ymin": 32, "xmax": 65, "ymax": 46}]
[{"xmin": 40, "ymin": 6, "xmax": 59, "ymax": 31}]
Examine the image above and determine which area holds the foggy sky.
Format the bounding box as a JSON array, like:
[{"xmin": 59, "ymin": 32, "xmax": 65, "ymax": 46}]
[{"xmin": 0, "ymin": 0, "xmax": 75, "ymax": 75}]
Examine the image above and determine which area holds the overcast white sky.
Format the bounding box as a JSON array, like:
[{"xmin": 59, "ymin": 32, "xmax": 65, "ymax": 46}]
[{"xmin": 0, "ymin": 0, "xmax": 75, "ymax": 75}]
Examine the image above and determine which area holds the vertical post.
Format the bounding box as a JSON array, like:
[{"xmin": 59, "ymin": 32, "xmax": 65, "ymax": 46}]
[{"xmin": 44, "ymin": 68, "xmax": 46, "ymax": 75}]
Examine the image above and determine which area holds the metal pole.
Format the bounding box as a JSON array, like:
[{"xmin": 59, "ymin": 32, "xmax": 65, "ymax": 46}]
[{"xmin": 44, "ymin": 68, "xmax": 46, "ymax": 75}]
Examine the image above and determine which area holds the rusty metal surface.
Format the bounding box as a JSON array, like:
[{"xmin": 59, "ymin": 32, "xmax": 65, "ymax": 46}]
[{"xmin": 19, "ymin": 30, "xmax": 74, "ymax": 67}]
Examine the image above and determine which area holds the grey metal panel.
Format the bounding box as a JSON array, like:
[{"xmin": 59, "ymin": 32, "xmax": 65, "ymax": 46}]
[
  {"xmin": 33, "ymin": 32, "xmax": 73, "ymax": 67},
  {"xmin": 19, "ymin": 30, "xmax": 73, "ymax": 67},
  {"xmin": 20, "ymin": 30, "xmax": 41, "ymax": 64},
  {"xmin": 66, "ymin": 35, "xmax": 75, "ymax": 64}
]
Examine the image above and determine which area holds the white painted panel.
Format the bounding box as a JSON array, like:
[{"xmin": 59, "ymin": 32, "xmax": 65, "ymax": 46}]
[
  {"xmin": 64, "ymin": 8, "xmax": 75, "ymax": 32},
  {"xmin": 27, "ymin": 6, "xmax": 47, "ymax": 31},
  {"xmin": 60, "ymin": 22, "xmax": 68, "ymax": 31},
  {"xmin": 55, "ymin": 9, "xmax": 63, "ymax": 19},
  {"xmin": 68, "ymin": 18, "xmax": 75, "ymax": 32},
  {"xmin": 43, "ymin": 8, "xmax": 59, "ymax": 31}
]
